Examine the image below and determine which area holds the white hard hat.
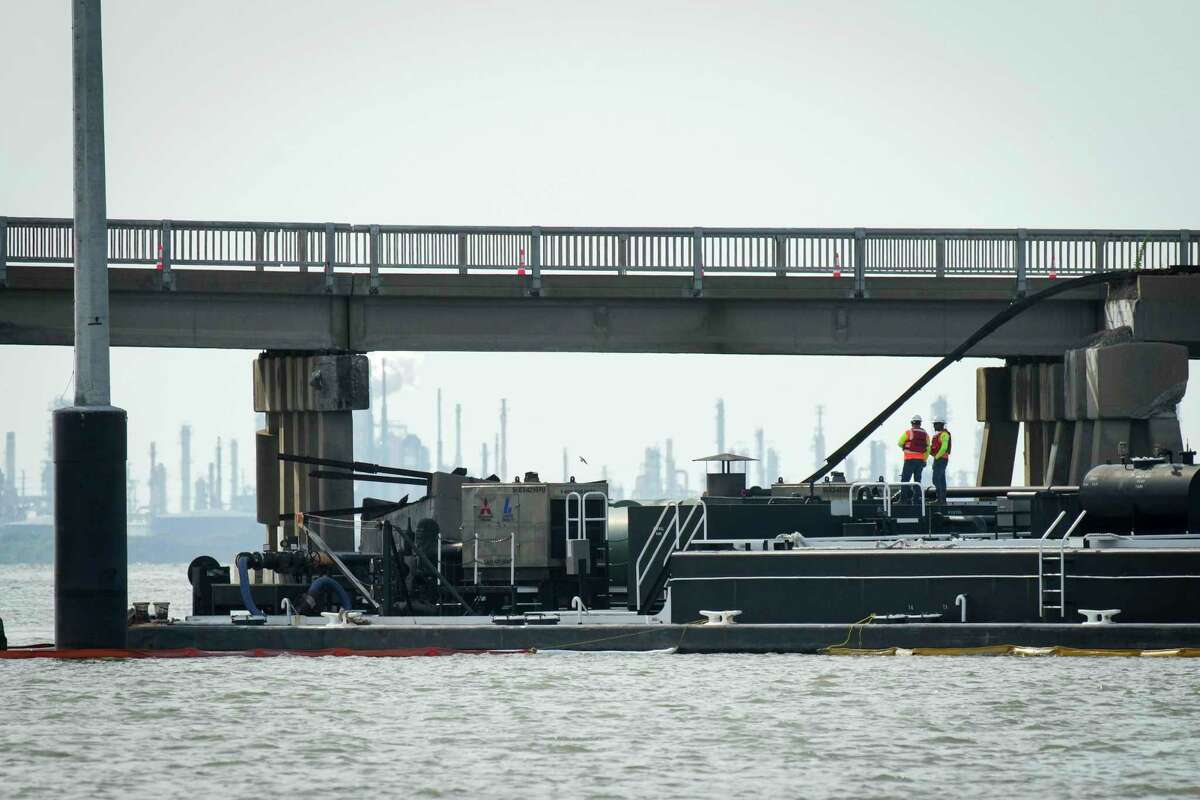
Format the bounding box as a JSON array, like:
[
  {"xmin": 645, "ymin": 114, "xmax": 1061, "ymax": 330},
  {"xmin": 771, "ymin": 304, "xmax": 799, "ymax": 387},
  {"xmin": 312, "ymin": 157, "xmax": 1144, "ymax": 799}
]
[
  {"xmin": 910, "ymin": 414, "xmax": 922, "ymax": 424},
  {"xmin": 933, "ymin": 416, "xmax": 946, "ymax": 424}
]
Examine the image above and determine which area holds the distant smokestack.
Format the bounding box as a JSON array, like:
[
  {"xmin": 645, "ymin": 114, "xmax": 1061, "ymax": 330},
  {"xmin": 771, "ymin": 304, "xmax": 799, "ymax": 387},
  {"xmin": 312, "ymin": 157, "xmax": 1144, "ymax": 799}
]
[
  {"xmin": 380, "ymin": 357, "xmax": 390, "ymax": 461},
  {"xmin": 215, "ymin": 437, "xmax": 223, "ymax": 510},
  {"xmin": 4, "ymin": 432, "xmax": 15, "ymax": 497},
  {"xmin": 207, "ymin": 462, "xmax": 215, "ymax": 510},
  {"xmin": 481, "ymin": 442, "xmax": 489, "ymax": 477},
  {"xmin": 665, "ymin": 438, "xmax": 676, "ymax": 495},
  {"xmin": 499, "ymin": 399, "xmax": 508, "ymax": 480},
  {"xmin": 149, "ymin": 442, "xmax": 158, "ymax": 515},
  {"xmin": 812, "ymin": 405, "xmax": 826, "ymax": 471},
  {"xmin": 454, "ymin": 403, "xmax": 462, "ymax": 469},
  {"xmin": 494, "ymin": 433, "xmax": 500, "ymax": 478},
  {"xmin": 932, "ymin": 395, "xmax": 949, "ymax": 427},
  {"xmin": 562, "ymin": 447, "xmax": 568, "ymax": 482},
  {"xmin": 755, "ymin": 427, "xmax": 765, "ymax": 487},
  {"xmin": 716, "ymin": 399, "xmax": 725, "ymax": 454},
  {"xmin": 230, "ymin": 439, "xmax": 238, "ymax": 502},
  {"xmin": 766, "ymin": 447, "xmax": 780, "ymax": 485},
  {"xmin": 436, "ymin": 388, "xmax": 444, "ymax": 471},
  {"xmin": 180, "ymin": 425, "xmax": 191, "ymax": 513}
]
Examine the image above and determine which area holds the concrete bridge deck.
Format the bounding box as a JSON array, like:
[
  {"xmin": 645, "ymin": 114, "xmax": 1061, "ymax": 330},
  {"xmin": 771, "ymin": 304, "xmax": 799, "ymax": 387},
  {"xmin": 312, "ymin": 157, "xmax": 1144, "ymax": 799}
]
[{"xmin": 0, "ymin": 265, "xmax": 1111, "ymax": 356}]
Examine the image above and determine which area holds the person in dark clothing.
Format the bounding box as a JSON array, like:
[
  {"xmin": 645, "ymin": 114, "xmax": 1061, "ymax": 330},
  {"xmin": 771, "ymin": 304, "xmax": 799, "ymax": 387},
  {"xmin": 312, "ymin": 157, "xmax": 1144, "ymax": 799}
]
[{"xmin": 930, "ymin": 417, "xmax": 952, "ymax": 505}]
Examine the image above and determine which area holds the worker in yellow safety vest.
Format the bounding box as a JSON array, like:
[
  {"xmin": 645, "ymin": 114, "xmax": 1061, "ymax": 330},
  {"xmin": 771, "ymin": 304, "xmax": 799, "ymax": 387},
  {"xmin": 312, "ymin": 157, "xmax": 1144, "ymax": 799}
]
[
  {"xmin": 930, "ymin": 417, "xmax": 952, "ymax": 505},
  {"xmin": 897, "ymin": 414, "xmax": 929, "ymax": 502}
]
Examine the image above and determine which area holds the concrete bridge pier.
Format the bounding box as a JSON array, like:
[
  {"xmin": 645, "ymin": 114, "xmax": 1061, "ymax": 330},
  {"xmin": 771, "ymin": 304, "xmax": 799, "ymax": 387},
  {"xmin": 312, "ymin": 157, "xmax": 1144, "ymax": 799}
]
[
  {"xmin": 1064, "ymin": 339, "xmax": 1187, "ymax": 481},
  {"xmin": 975, "ymin": 339, "xmax": 1188, "ymax": 489},
  {"xmin": 975, "ymin": 366, "xmax": 1019, "ymax": 486},
  {"xmin": 253, "ymin": 351, "xmax": 369, "ymax": 552}
]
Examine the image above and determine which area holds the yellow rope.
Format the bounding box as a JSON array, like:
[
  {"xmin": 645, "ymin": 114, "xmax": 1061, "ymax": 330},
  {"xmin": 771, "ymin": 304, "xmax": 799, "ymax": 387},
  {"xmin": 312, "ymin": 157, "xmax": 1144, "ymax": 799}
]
[{"xmin": 818, "ymin": 614, "xmax": 876, "ymax": 654}]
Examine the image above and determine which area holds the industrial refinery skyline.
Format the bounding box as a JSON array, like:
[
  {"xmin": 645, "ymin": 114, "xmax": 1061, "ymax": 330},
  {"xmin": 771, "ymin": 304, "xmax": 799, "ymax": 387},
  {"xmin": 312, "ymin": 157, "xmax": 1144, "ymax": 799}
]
[{"xmin": 1, "ymin": 348, "xmax": 1069, "ymax": 523}]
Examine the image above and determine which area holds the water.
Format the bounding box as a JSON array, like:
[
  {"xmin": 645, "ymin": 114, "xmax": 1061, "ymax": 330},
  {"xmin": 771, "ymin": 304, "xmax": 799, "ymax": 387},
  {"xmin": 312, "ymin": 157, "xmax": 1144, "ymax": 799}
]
[{"xmin": 2, "ymin": 565, "xmax": 1199, "ymax": 799}]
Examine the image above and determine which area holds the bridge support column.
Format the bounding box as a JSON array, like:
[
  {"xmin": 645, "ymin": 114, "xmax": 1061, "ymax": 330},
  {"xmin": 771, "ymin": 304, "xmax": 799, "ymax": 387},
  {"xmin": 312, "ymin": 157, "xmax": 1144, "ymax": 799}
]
[
  {"xmin": 976, "ymin": 366, "xmax": 1018, "ymax": 485},
  {"xmin": 1068, "ymin": 339, "xmax": 1187, "ymax": 477},
  {"xmin": 253, "ymin": 351, "xmax": 368, "ymax": 552},
  {"xmin": 977, "ymin": 339, "xmax": 1190, "ymax": 487},
  {"xmin": 977, "ymin": 360, "xmax": 1065, "ymax": 486}
]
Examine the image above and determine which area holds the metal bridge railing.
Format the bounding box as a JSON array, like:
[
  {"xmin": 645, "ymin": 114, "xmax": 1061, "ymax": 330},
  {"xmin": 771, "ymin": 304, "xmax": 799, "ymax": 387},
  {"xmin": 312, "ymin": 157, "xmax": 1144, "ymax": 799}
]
[{"xmin": 1, "ymin": 217, "xmax": 1194, "ymax": 292}]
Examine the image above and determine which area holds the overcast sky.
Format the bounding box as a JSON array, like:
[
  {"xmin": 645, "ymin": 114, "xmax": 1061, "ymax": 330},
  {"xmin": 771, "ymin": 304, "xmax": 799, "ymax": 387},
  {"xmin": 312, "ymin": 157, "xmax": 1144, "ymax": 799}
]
[{"xmin": 1, "ymin": 1, "xmax": 1197, "ymax": 507}]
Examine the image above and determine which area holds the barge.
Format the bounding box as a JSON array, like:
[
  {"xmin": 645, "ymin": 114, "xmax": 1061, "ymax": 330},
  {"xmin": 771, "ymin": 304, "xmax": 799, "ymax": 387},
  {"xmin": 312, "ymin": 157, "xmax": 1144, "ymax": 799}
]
[{"xmin": 124, "ymin": 449, "xmax": 1200, "ymax": 654}]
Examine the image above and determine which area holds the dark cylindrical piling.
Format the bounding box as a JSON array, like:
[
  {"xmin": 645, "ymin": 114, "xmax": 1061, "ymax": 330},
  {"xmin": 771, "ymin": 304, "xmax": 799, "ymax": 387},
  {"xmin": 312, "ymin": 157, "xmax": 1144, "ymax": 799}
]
[{"xmin": 54, "ymin": 407, "xmax": 127, "ymax": 648}]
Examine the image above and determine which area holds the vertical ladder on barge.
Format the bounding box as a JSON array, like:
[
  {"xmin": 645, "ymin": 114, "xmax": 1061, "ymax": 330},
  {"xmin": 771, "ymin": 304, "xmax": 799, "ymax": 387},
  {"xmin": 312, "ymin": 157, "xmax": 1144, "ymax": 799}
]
[{"xmin": 1037, "ymin": 510, "xmax": 1087, "ymax": 619}]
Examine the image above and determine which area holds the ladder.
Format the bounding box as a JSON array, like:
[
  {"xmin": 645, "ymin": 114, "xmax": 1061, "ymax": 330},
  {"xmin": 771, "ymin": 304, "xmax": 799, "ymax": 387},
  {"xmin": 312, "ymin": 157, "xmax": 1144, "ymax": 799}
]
[{"xmin": 1038, "ymin": 510, "xmax": 1087, "ymax": 619}]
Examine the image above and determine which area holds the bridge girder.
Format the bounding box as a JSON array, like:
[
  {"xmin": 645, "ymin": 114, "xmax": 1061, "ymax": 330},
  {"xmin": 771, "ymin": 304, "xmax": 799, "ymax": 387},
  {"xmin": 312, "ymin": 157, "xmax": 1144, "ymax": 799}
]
[{"xmin": 2, "ymin": 266, "xmax": 1185, "ymax": 358}]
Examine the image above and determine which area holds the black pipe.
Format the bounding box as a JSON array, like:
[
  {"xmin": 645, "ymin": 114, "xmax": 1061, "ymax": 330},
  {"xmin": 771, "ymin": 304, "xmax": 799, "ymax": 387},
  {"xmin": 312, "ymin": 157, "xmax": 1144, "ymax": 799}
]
[
  {"xmin": 308, "ymin": 470, "xmax": 429, "ymax": 486},
  {"xmin": 277, "ymin": 497, "xmax": 410, "ymax": 522},
  {"xmin": 937, "ymin": 485, "xmax": 1079, "ymax": 499},
  {"xmin": 279, "ymin": 452, "xmax": 431, "ymax": 481},
  {"xmin": 803, "ymin": 265, "xmax": 1199, "ymax": 485},
  {"xmin": 54, "ymin": 407, "xmax": 127, "ymax": 648}
]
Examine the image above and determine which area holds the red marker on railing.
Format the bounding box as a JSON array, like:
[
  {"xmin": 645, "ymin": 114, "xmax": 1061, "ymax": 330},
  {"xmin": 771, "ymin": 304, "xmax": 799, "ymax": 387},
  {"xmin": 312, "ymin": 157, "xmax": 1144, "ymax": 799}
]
[
  {"xmin": 1048, "ymin": 252, "xmax": 1056, "ymax": 280},
  {"xmin": 155, "ymin": 243, "xmax": 163, "ymax": 271},
  {"xmin": 833, "ymin": 251, "xmax": 842, "ymax": 279},
  {"xmin": 517, "ymin": 247, "xmax": 526, "ymax": 276}
]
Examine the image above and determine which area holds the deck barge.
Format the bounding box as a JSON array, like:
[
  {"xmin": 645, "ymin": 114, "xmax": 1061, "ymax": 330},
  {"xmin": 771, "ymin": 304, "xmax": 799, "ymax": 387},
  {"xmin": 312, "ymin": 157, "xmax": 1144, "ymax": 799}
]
[{"xmin": 128, "ymin": 620, "xmax": 1200, "ymax": 655}]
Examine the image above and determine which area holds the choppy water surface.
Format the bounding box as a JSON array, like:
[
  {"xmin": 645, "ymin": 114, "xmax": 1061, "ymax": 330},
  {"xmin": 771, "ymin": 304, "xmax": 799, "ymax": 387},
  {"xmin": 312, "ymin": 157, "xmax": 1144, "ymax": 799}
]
[{"xmin": 2, "ymin": 565, "xmax": 1199, "ymax": 799}]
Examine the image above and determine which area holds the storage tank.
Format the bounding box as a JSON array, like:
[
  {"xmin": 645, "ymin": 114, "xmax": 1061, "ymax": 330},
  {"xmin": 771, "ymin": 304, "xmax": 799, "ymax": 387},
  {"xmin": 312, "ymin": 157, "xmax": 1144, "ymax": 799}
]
[
  {"xmin": 606, "ymin": 504, "xmax": 630, "ymax": 591},
  {"xmin": 1079, "ymin": 459, "xmax": 1200, "ymax": 534}
]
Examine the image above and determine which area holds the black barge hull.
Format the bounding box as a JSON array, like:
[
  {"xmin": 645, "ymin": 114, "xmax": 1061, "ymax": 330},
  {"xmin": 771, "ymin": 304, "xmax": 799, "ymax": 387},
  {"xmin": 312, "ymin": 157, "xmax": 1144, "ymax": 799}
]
[
  {"xmin": 127, "ymin": 621, "xmax": 1200, "ymax": 654},
  {"xmin": 669, "ymin": 547, "xmax": 1200, "ymax": 624}
]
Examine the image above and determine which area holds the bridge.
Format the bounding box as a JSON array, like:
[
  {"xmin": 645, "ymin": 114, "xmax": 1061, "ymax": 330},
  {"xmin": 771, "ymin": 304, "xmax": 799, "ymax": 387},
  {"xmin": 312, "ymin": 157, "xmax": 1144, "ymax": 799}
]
[{"xmin": 1, "ymin": 216, "xmax": 1197, "ymax": 356}]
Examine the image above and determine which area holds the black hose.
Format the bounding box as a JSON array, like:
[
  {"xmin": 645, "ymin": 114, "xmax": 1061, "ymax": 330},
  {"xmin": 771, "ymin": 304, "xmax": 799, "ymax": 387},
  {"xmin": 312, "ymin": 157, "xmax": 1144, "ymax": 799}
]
[
  {"xmin": 802, "ymin": 265, "xmax": 1198, "ymax": 485},
  {"xmin": 236, "ymin": 555, "xmax": 266, "ymax": 617}
]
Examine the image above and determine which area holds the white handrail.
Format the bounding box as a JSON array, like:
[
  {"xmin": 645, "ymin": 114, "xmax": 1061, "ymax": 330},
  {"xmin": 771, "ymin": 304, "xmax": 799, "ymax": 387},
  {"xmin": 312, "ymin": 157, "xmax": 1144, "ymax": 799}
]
[
  {"xmin": 635, "ymin": 502, "xmax": 676, "ymax": 607},
  {"xmin": 1039, "ymin": 510, "xmax": 1068, "ymax": 541},
  {"xmin": 580, "ymin": 491, "xmax": 608, "ymax": 544},
  {"xmin": 848, "ymin": 481, "xmax": 927, "ymax": 519},
  {"xmin": 1057, "ymin": 510, "xmax": 1087, "ymax": 619},
  {"xmin": 1061, "ymin": 510, "xmax": 1088, "ymax": 539},
  {"xmin": 633, "ymin": 500, "xmax": 706, "ymax": 609}
]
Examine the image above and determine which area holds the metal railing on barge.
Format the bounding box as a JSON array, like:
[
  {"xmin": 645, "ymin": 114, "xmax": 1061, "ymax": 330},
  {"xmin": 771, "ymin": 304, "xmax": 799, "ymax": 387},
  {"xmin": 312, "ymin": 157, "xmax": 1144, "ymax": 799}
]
[{"xmin": 2, "ymin": 216, "xmax": 1194, "ymax": 294}]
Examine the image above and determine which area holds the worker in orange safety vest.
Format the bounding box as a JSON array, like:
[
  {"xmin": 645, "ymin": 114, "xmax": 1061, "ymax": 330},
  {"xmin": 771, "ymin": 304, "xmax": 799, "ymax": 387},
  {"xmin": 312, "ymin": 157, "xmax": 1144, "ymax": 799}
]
[
  {"xmin": 897, "ymin": 414, "xmax": 929, "ymax": 502},
  {"xmin": 930, "ymin": 416, "xmax": 952, "ymax": 505}
]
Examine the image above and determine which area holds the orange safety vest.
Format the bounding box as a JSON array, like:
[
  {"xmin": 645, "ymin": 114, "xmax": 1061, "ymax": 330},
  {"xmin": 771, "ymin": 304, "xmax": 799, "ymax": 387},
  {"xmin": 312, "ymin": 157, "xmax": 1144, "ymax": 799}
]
[
  {"xmin": 899, "ymin": 427, "xmax": 929, "ymax": 461},
  {"xmin": 931, "ymin": 429, "xmax": 952, "ymax": 460}
]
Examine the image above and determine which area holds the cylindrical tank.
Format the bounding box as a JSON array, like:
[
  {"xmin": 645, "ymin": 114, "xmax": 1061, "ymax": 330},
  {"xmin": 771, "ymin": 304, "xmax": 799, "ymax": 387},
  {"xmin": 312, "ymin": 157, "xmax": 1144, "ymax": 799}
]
[
  {"xmin": 1079, "ymin": 460, "xmax": 1200, "ymax": 534},
  {"xmin": 606, "ymin": 505, "xmax": 630, "ymax": 589}
]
